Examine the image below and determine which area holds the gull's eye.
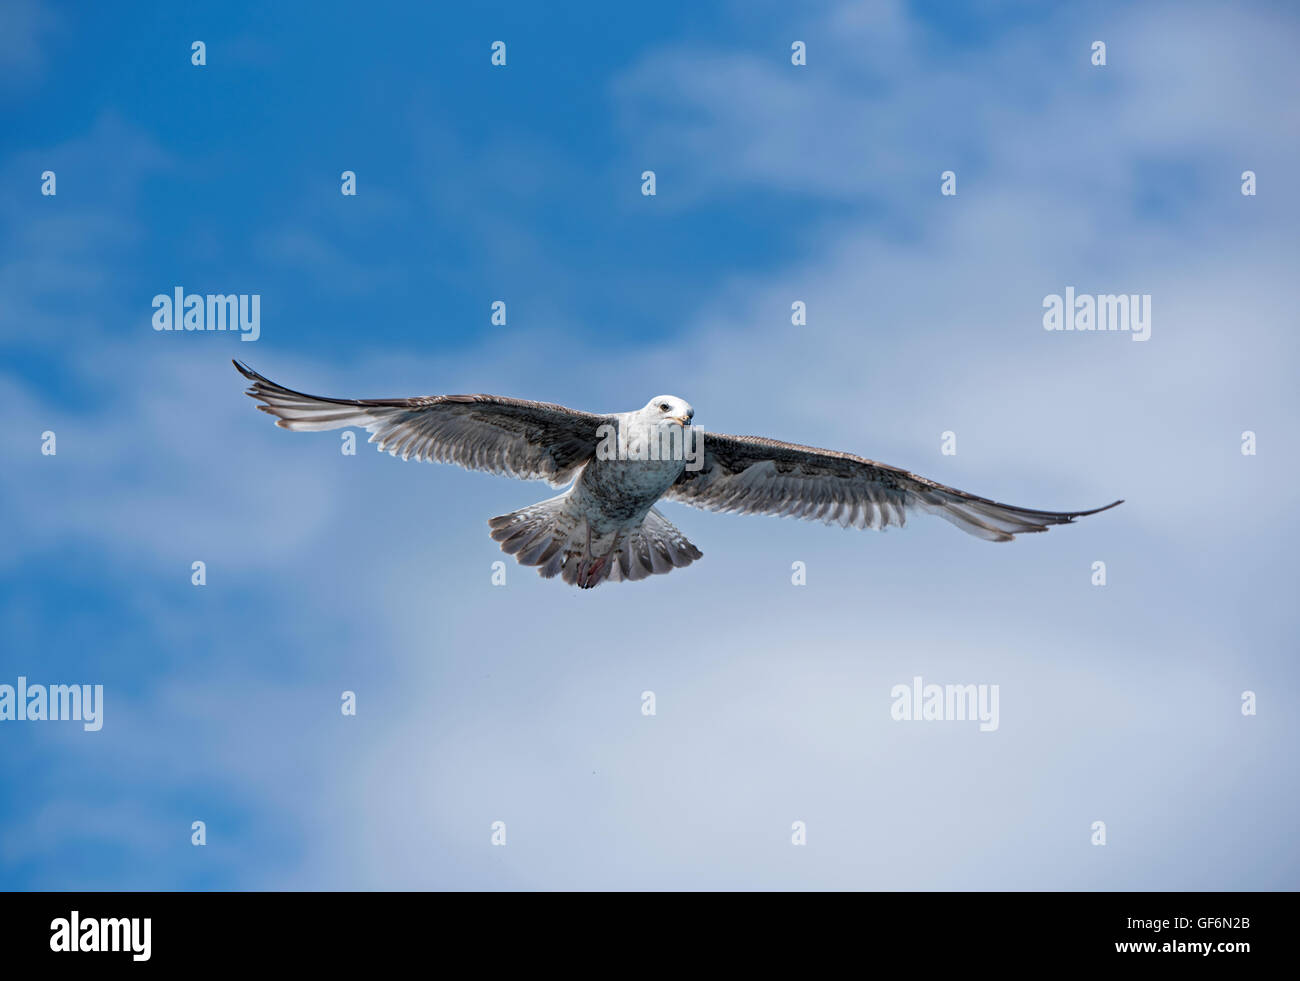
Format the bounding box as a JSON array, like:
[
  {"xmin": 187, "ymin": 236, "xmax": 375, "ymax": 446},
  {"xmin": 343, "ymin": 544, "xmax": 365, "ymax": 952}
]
[{"xmin": 659, "ymin": 403, "xmax": 670, "ymax": 412}]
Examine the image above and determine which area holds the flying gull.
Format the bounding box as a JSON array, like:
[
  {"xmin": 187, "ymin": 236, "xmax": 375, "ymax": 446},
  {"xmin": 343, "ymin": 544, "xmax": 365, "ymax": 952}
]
[{"xmin": 234, "ymin": 361, "xmax": 1121, "ymax": 589}]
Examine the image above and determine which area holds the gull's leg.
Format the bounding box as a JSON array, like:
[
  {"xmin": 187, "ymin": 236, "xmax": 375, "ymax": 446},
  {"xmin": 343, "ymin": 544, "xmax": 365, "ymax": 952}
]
[
  {"xmin": 578, "ymin": 519, "xmax": 605, "ymax": 588},
  {"xmin": 604, "ymin": 530, "xmax": 623, "ymax": 580}
]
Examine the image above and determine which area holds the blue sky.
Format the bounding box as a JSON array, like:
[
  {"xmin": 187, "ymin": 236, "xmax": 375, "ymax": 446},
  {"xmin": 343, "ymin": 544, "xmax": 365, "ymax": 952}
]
[{"xmin": 2, "ymin": 0, "xmax": 1298, "ymax": 889}]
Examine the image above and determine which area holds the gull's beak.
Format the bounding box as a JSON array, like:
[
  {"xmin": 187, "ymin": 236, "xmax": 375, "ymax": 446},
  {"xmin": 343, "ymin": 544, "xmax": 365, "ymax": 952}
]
[{"xmin": 670, "ymin": 415, "xmax": 691, "ymax": 426}]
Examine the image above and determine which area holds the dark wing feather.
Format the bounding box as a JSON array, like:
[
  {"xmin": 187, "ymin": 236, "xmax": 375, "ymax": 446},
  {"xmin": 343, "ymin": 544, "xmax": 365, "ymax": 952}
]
[
  {"xmin": 234, "ymin": 360, "xmax": 604, "ymax": 486},
  {"xmin": 668, "ymin": 432, "xmax": 1121, "ymax": 542}
]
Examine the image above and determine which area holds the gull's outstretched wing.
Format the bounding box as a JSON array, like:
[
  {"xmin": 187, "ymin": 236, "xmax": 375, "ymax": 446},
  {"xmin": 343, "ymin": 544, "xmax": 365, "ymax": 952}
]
[
  {"xmin": 667, "ymin": 431, "xmax": 1121, "ymax": 542},
  {"xmin": 234, "ymin": 360, "xmax": 605, "ymax": 486}
]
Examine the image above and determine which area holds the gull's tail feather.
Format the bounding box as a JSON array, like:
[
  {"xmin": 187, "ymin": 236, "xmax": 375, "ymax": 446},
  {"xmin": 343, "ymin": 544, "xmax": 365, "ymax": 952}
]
[
  {"xmin": 489, "ymin": 494, "xmax": 580, "ymax": 573},
  {"xmin": 489, "ymin": 500, "xmax": 701, "ymax": 589},
  {"xmin": 605, "ymin": 508, "xmax": 703, "ymax": 586}
]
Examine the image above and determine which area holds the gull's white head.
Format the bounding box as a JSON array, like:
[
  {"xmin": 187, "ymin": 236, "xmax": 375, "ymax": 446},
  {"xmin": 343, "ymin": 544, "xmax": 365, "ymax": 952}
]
[{"xmin": 641, "ymin": 395, "xmax": 694, "ymax": 427}]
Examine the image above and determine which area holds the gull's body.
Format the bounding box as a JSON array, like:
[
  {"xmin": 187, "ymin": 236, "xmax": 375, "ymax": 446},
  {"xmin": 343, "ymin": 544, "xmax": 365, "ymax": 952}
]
[
  {"xmin": 234, "ymin": 361, "xmax": 1121, "ymax": 589},
  {"xmin": 498, "ymin": 401, "xmax": 699, "ymax": 586}
]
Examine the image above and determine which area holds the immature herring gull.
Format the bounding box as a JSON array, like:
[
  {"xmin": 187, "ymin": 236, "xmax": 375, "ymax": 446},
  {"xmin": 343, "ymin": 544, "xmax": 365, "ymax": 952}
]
[{"xmin": 234, "ymin": 361, "xmax": 1121, "ymax": 589}]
